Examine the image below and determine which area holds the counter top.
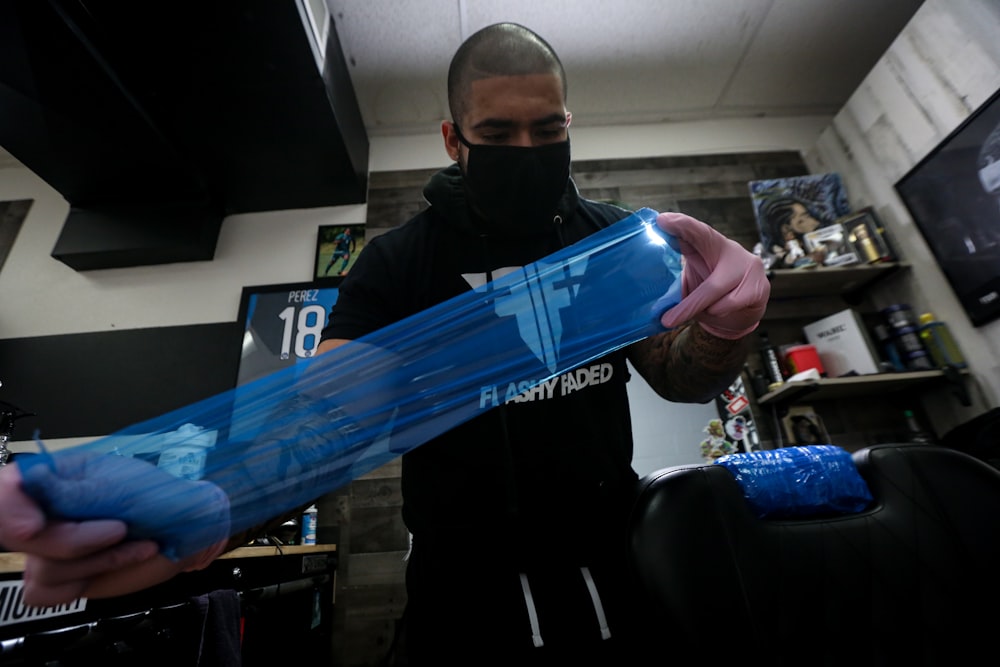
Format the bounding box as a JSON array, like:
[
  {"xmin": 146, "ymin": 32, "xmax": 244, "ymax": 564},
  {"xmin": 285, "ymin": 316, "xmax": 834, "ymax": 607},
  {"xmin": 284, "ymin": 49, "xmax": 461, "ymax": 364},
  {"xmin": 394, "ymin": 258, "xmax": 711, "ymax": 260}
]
[{"xmin": 0, "ymin": 544, "xmax": 336, "ymax": 575}]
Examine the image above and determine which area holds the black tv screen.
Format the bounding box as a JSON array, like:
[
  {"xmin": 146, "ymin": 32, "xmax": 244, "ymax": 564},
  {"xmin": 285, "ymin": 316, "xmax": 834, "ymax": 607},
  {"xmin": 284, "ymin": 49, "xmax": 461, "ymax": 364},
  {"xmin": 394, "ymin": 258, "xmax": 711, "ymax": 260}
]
[{"xmin": 895, "ymin": 86, "xmax": 1000, "ymax": 327}]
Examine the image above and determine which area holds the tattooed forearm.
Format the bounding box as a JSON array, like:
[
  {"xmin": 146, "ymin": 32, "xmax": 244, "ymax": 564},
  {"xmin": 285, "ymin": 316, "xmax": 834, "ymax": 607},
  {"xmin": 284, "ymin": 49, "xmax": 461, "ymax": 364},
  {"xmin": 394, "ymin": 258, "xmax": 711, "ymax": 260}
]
[{"xmin": 627, "ymin": 323, "xmax": 752, "ymax": 403}]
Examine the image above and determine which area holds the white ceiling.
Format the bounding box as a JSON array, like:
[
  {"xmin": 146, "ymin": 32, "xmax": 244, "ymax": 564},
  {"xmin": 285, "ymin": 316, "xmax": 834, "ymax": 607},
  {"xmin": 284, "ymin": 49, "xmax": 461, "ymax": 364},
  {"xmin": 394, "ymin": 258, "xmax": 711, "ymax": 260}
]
[{"xmin": 329, "ymin": 0, "xmax": 925, "ymax": 136}]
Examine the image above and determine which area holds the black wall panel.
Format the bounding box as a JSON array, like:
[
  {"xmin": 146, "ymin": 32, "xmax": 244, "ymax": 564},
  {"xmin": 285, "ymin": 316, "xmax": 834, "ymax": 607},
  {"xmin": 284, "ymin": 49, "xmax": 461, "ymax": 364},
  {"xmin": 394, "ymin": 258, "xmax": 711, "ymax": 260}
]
[{"xmin": 0, "ymin": 323, "xmax": 242, "ymax": 440}]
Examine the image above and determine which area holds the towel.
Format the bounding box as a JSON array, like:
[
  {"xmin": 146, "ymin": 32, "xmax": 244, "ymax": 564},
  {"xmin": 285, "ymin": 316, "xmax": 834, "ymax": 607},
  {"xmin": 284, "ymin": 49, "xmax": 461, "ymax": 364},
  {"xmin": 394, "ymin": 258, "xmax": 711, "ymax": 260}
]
[{"xmin": 191, "ymin": 589, "xmax": 243, "ymax": 667}]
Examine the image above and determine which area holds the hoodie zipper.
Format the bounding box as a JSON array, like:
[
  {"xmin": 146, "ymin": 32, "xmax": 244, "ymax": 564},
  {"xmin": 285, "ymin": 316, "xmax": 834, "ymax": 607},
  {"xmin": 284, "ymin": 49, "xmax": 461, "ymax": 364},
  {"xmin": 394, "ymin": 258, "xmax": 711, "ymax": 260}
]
[{"xmin": 479, "ymin": 233, "xmax": 520, "ymax": 524}]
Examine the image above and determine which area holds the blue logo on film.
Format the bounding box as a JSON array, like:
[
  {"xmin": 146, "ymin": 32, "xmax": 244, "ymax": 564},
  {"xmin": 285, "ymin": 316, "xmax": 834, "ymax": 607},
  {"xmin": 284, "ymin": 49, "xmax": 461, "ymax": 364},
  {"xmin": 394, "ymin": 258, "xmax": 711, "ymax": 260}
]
[{"xmin": 464, "ymin": 257, "xmax": 590, "ymax": 374}]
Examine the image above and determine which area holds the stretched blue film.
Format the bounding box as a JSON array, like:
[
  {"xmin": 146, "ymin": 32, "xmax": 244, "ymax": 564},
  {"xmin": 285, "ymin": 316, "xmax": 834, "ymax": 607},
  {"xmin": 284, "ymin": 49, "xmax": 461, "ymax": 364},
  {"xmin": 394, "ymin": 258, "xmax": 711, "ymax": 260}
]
[{"xmin": 19, "ymin": 208, "xmax": 683, "ymax": 559}]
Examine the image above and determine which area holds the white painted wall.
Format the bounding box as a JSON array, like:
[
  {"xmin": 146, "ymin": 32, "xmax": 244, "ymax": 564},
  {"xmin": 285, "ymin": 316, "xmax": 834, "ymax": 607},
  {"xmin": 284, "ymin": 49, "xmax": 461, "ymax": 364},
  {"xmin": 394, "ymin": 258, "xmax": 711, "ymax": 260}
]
[
  {"xmin": 804, "ymin": 0, "xmax": 1000, "ymax": 432},
  {"xmin": 0, "ymin": 167, "xmax": 367, "ymax": 338}
]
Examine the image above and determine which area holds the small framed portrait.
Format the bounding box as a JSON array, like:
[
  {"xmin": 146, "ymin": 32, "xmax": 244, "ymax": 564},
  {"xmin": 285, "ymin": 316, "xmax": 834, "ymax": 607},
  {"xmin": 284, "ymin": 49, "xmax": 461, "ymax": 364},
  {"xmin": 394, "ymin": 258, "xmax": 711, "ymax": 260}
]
[
  {"xmin": 314, "ymin": 224, "xmax": 366, "ymax": 280},
  {"xmin": 781, "ymin": 405, "xmax": 831, "ymax": 446},
  {"xmin": 837, "ymin": 209, "xmax": 896, "ymax": 264}
]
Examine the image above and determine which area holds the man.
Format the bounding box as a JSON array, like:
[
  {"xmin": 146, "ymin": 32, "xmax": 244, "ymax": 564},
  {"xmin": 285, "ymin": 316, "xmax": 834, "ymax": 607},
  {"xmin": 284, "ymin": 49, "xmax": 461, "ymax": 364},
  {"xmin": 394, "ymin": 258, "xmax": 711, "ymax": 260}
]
[
  {"xmin": 323, "ymin": 226, "xmax": 356, "ymax": 276},
  {"xmin": 315, "ymin": 23, "xmax": 767, "ymax": 664},
  {"xmin": 0, "ymin": 22, "xmax": 767, "ymax": 665}
]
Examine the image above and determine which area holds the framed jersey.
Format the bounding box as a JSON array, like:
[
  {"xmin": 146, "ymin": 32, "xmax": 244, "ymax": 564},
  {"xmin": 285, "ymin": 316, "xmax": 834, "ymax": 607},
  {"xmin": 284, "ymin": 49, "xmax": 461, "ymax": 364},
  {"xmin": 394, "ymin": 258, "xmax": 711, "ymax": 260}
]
[
  {"xmin": 235, "ymin": 278, "xmax": 344, "ymax": 387},
  {"xmin": 230, "ymin": 279, "xmax": 343, "ymax": 442}
]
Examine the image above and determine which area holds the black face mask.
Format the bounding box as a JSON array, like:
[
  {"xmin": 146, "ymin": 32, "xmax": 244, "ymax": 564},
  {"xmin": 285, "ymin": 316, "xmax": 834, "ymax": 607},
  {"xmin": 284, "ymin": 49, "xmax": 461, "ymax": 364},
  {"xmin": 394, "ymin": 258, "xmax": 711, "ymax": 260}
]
[{"xmin": 454, "ymin": 126, "xmax": 571, "ymax": 236}]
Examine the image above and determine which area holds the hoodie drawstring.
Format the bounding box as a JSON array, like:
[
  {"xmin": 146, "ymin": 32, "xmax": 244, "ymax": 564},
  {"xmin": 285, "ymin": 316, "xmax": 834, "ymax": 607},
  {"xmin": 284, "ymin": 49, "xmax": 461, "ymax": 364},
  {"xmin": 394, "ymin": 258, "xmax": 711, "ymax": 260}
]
[
  {"xmin": 519, "ymin": 573, "xmax": 545, "ymax": 648},
  {"xmin": 580, "ymin": 566, "xmax": 612, "ymax": 640},
  {"xmin": 518, "ymin": 568, "xmax": 612, "ymax": 648}
]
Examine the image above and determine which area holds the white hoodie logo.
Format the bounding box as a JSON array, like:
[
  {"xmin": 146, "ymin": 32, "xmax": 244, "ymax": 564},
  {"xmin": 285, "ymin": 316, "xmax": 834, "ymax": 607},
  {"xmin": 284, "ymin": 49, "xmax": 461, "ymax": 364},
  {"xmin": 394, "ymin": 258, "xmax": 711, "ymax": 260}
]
[{"xmin": 462, "ymin": 257, "xmax": 589, "ymax": 373}]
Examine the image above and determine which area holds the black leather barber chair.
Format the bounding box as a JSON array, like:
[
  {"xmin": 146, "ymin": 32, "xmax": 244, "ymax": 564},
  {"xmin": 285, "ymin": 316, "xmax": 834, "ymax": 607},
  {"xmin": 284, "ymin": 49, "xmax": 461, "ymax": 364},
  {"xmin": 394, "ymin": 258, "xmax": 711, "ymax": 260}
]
[{"xmin": 629, "ymin": 443, "xmax": 1000, "ymax": 665}]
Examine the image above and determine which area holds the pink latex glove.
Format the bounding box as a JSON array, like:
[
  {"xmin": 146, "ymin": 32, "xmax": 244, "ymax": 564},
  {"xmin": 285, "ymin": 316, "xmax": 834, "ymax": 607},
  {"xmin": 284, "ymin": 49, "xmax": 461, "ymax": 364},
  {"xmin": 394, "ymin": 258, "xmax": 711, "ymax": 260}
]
[
  {"xmin": 656, "ymin": 212, "xmax": 770, "ymax": 339},
  {"xmin": 0, "ymin": 462, "xmax": 227, "ymax": 606}
]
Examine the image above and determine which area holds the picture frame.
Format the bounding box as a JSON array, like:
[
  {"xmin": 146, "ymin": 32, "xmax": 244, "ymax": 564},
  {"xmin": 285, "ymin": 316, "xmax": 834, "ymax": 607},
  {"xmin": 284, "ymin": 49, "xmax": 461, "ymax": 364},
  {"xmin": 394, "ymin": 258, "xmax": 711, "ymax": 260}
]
[
  {"xmin": 781, "ymin": 405, "xmax": 831, "ymax": 446},
  {"xmin": 229, "ymin": 279, "xmax": 344, "ymax": 442},
  {"xmin": 314, "ymin": 224, "xmax": 365, "ymax": 281},
  {"xmin": 234, "ymin": 279, "xmax": 344, "ymax": 387},
  {"xmin": 748, "ymin": 172, "xmax": 852, "ymax": 269},
  {"xmin": 837, "ymin": 208, "xmax": 895, "ymax": 264},
  {"xmin": 895, "ymin": 86, "xmax": 1000, "ymax": 327}
]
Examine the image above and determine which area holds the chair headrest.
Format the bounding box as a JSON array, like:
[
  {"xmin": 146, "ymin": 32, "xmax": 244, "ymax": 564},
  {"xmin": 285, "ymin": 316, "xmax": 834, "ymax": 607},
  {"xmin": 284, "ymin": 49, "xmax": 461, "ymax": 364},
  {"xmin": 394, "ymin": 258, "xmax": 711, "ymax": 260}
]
[{"xmin": 714, "ymin": 445, "xmax": 873, "ymax": 518}]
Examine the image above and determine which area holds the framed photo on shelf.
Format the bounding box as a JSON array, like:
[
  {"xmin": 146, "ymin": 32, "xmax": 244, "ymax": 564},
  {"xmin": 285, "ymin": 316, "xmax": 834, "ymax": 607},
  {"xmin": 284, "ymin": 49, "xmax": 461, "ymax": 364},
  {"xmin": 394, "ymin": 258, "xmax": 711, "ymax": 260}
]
[
  {"xmin": 781, "ymin": 405, "xmax": 831, "ymax": 446},
  {"xmin": 314, "ymin": 224, "xmax": 365, "ymax": 281}
]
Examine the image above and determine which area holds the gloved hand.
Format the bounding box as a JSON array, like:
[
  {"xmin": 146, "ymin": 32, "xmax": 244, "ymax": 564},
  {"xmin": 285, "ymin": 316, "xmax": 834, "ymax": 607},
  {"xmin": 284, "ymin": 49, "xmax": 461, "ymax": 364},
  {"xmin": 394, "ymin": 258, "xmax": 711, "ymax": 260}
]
[
  {"xmin": 655, "ymin": 212, "xmax": 770, "ymax": 339},
  {"xmin": 0, "ymin": 452, "xmax": 230, "ymax": 606},
  {"xmin": 15, "ymin": 448, "xmax": 231, "ymax": 561}
]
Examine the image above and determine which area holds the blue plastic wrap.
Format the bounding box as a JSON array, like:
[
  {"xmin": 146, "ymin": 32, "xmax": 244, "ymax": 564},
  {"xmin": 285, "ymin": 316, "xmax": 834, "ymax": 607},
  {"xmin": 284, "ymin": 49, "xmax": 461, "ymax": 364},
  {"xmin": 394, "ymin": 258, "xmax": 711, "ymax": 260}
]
[
  {"xmin": 19, "ymin": 207, "xmax": 683, "ymax": 559},
  {"xmin": 714, "ymin": 445, "xmax": 873, "ymax": 518}
]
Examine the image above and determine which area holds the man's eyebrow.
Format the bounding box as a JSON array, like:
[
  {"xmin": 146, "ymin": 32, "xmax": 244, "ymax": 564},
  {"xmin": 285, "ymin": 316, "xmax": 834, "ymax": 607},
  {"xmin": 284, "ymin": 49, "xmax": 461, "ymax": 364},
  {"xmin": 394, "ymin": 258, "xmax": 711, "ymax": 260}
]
[
  {"xmin": 531, "ymin": 113, "xmax": 570, "ymax": 127},
  {"xmin": 471, "ymin": 113, "xmax": 568, "ymax": 130}
]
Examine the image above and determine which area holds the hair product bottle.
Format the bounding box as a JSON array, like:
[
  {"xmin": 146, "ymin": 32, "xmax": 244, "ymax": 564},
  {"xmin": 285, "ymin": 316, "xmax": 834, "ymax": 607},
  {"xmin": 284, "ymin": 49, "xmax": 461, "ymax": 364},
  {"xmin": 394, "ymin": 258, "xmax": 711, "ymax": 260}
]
[
  {"xmin": 301, "ymin": 504, "xmax": 318, "ymax": 545},
  {"xmin": 918, "ymin": 312, "xmax": 967, "ymax": 369},
  {"xmin": 758, "ymin": 331, "xmax": 785, "ymax": 390}
]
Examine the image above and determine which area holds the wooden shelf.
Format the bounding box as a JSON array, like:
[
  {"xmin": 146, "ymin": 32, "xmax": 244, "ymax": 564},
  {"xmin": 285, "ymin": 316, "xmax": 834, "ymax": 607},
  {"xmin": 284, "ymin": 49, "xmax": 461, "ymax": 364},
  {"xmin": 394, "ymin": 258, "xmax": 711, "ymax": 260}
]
[
  {"xmin": 756, "ymin": 369, "xmax": 949, "ymax": 406},
  {"xmin": 768, "ymin": 262, "xmax": 906, "ymax": 299}
]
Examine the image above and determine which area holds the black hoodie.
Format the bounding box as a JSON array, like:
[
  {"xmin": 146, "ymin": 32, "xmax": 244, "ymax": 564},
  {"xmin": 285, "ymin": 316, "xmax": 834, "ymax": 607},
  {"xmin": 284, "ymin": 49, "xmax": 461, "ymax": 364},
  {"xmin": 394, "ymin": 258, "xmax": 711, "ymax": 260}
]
[{"xmin": 323, "ymin": 164, "xmax": 640, "ymax": 560}]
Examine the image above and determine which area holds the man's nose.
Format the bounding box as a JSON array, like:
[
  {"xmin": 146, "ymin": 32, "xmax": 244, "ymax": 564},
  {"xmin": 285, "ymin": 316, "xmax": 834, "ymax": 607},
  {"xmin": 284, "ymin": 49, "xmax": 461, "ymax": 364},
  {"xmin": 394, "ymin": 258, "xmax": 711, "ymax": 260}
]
[{"xmin": 508, "ymin": 129, "xmax": 535, "ymax": 147}]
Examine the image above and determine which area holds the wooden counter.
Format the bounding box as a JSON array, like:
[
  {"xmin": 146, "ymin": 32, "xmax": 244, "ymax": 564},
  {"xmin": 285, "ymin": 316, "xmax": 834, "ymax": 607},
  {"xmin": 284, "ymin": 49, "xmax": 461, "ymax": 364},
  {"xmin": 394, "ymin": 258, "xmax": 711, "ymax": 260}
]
[
  {"xmin": 0, "ymin": 544, "xmax": 336, "ymax": 574},
  {"xmin": 0, "ymin": 544, "xmax": 338, "ymax": 664}
]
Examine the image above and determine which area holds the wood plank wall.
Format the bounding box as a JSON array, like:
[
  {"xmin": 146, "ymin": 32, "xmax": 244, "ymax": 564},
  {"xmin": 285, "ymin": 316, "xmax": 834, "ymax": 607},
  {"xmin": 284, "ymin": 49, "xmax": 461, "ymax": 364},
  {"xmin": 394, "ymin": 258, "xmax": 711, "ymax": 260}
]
[
  {"xmin": 322, "ymin": 150, "xmax": 817, "ymax": 667},
  {"xmin": 805, "ymin": 0, "xmax": 1000, "ymax": 432}
]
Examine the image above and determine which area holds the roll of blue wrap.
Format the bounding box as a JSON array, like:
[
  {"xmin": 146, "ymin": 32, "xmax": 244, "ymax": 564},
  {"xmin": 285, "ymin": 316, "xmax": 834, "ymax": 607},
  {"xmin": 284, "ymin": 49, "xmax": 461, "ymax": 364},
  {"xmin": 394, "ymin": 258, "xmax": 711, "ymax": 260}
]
[{"xmin": 714, "ymin": 445, "xmax": 873, "ymax": 518}]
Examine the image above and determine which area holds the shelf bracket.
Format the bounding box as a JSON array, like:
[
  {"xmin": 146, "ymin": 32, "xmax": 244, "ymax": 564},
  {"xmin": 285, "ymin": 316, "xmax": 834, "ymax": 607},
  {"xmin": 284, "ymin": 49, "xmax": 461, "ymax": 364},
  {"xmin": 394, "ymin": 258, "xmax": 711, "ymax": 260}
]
[{"xmin": 943, "ymin": 365, "xmax": 971, "ymax": 407}]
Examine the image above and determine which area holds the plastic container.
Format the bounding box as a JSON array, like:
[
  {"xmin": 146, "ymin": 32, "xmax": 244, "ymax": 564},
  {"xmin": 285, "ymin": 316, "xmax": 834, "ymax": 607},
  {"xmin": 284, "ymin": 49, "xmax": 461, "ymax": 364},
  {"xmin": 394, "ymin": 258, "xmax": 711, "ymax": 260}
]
[
  {"xmin": 918, "ymin": 312, "xmax": 967, "ymax": 369},
  {"xmin": 891, "ymin": 325, "xmax": 925, "ymax": 354},
  {"xmin": 157, "ymin": 423, "xmax": 217, "ymax": 480},
  {"xmin": 881, "ymin": 303, "xmax": 917, "ymax": 330},
  {"xmin": 881, "ymin": 320, "xmax": 933, "ymax": 371},
  {"xmin": 872, "ymin": 323, "xmax": 905, "ymax": 372},
  {"xmin": 784, "ymin": 344, "xmax": 825, "ymax": 376},
  {"xmin": 301, "ymin": 505, "xmax": 318, "ymax": 545},
  {"xmin": 902, "ymin": 349, "xmax": 934, "ymax": 371}
]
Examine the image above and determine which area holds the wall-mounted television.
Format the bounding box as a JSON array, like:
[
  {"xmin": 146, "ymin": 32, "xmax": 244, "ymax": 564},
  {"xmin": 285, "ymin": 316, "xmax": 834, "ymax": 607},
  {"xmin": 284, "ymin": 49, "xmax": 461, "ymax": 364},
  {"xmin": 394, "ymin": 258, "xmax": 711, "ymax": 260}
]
[{"xmin": 895, "ymin": 86, "xmax": 1000, "ymax": 327}]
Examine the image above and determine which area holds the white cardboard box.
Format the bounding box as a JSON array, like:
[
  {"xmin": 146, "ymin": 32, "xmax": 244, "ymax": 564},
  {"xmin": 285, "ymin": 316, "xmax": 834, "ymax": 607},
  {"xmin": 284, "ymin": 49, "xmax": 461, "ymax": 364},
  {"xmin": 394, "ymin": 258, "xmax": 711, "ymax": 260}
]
[{"xmin": 802, "ymin": 308, "xmax": 881, "ymax": 377}]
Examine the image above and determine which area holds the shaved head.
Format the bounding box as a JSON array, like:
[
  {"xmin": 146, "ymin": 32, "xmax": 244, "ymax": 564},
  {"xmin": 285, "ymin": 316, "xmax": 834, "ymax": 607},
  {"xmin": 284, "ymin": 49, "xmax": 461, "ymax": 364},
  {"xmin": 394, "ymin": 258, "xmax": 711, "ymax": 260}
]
[{"xmin": 447, "ymin": 23, "xmax": 567, "ymax": 126}]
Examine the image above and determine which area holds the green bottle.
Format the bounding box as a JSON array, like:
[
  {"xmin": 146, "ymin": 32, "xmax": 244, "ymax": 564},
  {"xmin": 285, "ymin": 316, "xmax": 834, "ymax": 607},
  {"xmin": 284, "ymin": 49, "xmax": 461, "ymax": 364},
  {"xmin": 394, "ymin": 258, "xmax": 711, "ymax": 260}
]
[{"xmin": 903, "ymin": 409, "xmax": 934, "ymax": 444}]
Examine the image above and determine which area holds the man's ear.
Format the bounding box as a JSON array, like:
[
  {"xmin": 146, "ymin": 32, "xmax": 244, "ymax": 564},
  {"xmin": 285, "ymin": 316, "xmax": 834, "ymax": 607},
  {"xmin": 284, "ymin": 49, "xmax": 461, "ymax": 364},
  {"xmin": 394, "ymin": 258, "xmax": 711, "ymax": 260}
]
[{"xmin": 441, "ymin": 120, "xmax": 460, "ymax": 162}]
